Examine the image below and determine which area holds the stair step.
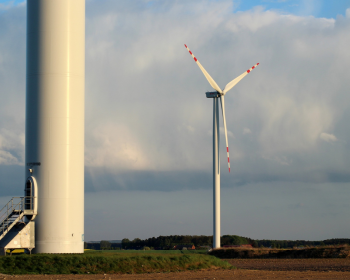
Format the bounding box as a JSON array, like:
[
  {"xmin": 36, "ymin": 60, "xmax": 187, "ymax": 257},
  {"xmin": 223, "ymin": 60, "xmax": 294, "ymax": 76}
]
[{"xmin": 0, "ymin": 197, "xmax": 28, "ymax": 242}]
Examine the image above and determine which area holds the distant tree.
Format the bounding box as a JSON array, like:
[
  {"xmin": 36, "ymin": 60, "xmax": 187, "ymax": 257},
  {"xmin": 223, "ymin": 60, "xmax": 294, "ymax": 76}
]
[
  {"xmin": 231, "ymin": 235, "xmax": 248, "ymax": 245},
  {"xmin": 100, "ymin": 240, "xmax": 111, "ymax": 250},
  {"xmin": 221, "ymin": 236, "xmax": 231, "ymax": 245},
  {"xmin": 132, "ymin": 238, "xmax": 142, "ymax": 249},
  {"xmin": 84, "ymin": 242, "xmax": 87, "ymax": 249},
  {"xmin": 122, "ymin": 238, "xmax": 130, "ymax": 249}
]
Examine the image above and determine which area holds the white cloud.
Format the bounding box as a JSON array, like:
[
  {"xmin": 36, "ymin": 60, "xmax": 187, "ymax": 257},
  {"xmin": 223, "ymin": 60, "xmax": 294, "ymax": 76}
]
[
  {"xmin": 258, "ymin": 96, "xmax": 333, "ymax": 153},
  {"xmin": 220, "ymin": 127, "xmax": 234, "ymax": 138},
  {"xmin": 319, "ymin": 132, "xmax": 338, "ymax": 143},
  {"xmin": 0, "ymin": 150, "xmax": 18, "ymax": 165},
  {"xmin": 0, "ymin": 128, "xmax": 24, "ymax": 165},
  {"xmin": 243, "ymin": 128, "xmax": 252, "ymax": 134},
  {"xmin": 85, "ymin": 123, "xmax": 153, "ymax": 170},
  {"xmin": 261, "ymin": 154, "xmax": 291, "ymax": 166},
  {"xmin": 181, "ymin": 124, "xmax": 195, "ymax": 133},
  {"xmin": 0, "ymin": 0, "xmax": 25, "ymax": 11},
  {"xmin": 0, "ymin": 1, "xmax": 14, "ymax": 11}
]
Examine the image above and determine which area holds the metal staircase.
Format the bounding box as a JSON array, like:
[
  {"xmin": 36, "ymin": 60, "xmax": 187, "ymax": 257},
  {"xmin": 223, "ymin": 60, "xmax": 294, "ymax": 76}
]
[{"xmin": 0, "ymin": 197, "xmax": 35, "ymax": 255}]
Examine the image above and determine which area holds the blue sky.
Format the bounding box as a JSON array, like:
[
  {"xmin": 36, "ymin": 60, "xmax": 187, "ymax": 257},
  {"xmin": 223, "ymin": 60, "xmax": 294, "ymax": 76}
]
[
  {"xmin": 236, "ymin": 0, "xmax": 350, "ymax": 18},
  {"xmin": 0, "ymin": 0, "xmax": 22, "ymax": 4},
  {"xmin": 1, "ymin": 0, "xmax": 350, "ymax": 18},
  {"xmin": 0, "ymin": 0, "xmax": 23, "ymax": 8},
  {"xmin": 1, "ymin": 0, "xmax": 350, "ymax": 242}
]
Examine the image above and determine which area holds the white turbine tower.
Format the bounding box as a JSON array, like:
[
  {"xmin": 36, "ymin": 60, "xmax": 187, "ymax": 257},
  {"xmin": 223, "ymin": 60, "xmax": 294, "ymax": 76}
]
[{"xmin": 184, "ymin": 44, "xmax": 259, "ymax": 249}]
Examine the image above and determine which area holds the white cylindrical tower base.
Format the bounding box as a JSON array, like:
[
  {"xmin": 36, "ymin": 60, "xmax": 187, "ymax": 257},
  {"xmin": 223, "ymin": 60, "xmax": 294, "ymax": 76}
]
[
  {"xmin": 213, "ymin": 98, "xmax": 220, "ymax": 249},
  {"xmin": 26, "ymin": 0, "xmax": 85, "ymax": 253}
]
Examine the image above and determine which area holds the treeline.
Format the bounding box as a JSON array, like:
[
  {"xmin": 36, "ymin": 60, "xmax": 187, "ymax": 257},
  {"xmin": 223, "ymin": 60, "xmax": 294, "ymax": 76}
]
[
  {"xmin": 85, "ymin": 236, "xmax": 350, "ymax": 250},
  {"xmin": 121, "ymin": 235, "xmax": 253, "ymax": 250},
  {"xmin": 254, "ymin": 238, "xmax": 350, "ymax": 249},
  {"xmin": 85, "ymin": 241, "xmax": 121, "ymax": 250}
]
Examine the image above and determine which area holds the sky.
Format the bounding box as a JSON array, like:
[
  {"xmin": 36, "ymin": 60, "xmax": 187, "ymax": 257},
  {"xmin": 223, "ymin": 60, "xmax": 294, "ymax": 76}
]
[{"xmin": 1, "ymin": 0, "xmax": 350, "ymax": 242}]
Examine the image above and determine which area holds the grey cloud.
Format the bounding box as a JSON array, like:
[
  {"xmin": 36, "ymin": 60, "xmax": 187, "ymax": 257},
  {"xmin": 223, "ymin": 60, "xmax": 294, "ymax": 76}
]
[
  {"xmin": 0, "ymin": 4, "xmax": 26, "ymax": 165},
  {"xmin": 83, "ymin": 166, "xmax": 350, "ymax": 193},
  {"xmin": 85, "ymin": 167, "xmax": 211, "ymax": 192},
  {"xmin": 320, "ymin": 132, "xmax": 338, "ymax": 142},
  {"xmin": 0, "ymin": 165, "xmax": 23, "ymax": 196},
  {"xmin": 84, "ymin": 182, "xmax": 350, "ymax": 241}
]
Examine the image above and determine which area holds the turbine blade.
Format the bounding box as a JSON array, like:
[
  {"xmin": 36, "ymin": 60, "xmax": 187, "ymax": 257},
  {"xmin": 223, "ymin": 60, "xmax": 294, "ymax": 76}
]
[
  {"xmin": 184, "ymin": 44, "xmax": 222, "ymax": 94},
  {"xmin": 220, "ymin": 95, "xmax": 231, "ymax": 173},
  {"xmin": 223, "ymin": 63, "xmax": 259, "ymax": 95}
]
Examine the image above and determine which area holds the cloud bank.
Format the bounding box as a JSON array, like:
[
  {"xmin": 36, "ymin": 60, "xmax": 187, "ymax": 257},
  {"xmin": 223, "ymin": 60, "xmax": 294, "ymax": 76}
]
[{"xmin": 84, "ymin": 1, "xmax": 350, "ymax": 190}]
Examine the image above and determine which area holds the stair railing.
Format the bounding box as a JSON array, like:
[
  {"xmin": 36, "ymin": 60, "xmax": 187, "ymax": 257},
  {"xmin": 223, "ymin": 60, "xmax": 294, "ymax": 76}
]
[{"xmin": 0, "ymin": 197, "xmax": 34, "ymax": 235}]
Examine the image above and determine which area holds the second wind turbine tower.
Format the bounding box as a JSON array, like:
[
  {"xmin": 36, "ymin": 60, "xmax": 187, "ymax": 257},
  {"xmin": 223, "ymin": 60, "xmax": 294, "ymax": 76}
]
[{"xmin": 184, "ymin": 44, "xmax": 259, "ymax": 249}]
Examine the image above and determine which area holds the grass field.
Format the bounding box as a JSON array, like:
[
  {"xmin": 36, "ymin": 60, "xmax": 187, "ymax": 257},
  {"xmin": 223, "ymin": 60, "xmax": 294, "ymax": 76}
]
[
  {"xmin": 210, "ymin": 245, "xmax": 350, "ymax": 259},
  {"xmin": 85, "ymin": 249, "xmax": 209, "ymax": 255},
  {"xmin": 0, "ymin": 250, "xmax": 232, "ymax": 275}
]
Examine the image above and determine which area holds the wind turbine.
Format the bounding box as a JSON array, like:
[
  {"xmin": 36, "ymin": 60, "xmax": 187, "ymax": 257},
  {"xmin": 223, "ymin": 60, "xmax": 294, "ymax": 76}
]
[{"xmin": 184, "ymin": 44, "xmax": 259, "ymax": 249}]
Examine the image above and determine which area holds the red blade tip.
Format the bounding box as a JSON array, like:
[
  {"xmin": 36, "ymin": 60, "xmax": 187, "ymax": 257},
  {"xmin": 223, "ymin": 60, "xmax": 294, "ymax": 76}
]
[{"xmin": 184, "ymin": 44, "xmax": 187, "ymax": 48}]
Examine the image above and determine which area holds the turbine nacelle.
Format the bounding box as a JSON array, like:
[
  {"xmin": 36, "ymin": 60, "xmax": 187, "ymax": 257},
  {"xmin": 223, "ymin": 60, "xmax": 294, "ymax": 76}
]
[{"xmin": 206, "ymin": 91, "xmax": 221, "ymax": 98}]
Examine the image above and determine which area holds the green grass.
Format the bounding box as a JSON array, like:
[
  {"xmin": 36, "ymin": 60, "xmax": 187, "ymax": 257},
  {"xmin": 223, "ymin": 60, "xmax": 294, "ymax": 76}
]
[
  {"xmin": 0, "ymin": 250, "xmax": 233, "ymax": 275},
  {"xmin": 85, "ymin": 249, "xmax": 208, "ymax": 256}
]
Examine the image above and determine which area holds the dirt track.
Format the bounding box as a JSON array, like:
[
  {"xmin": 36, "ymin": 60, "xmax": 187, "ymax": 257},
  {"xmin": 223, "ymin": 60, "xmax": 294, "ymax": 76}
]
[
  {"xmin": 3, "ymin": 259, "xmax": 350, "ymax": 279},
  {"xmin": 226, "ymin": 258, "xmax": 350, "ymax": 271}
]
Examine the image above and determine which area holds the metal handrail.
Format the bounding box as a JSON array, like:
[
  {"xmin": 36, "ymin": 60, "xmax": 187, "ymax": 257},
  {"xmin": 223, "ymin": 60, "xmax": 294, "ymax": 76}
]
[{"xmin": 0, "ymin": 196, "xmax": 35, "ymax": 235}]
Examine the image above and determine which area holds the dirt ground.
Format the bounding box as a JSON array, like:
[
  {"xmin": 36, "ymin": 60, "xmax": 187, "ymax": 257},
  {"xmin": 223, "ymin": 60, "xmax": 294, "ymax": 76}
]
[
  {"xmin": 226, "ymin": 258, "xmax": 350, "ymax": 271},
  {"xmin": 3, "ymin": 259, "xmax": 350, "ymax": 279}
]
